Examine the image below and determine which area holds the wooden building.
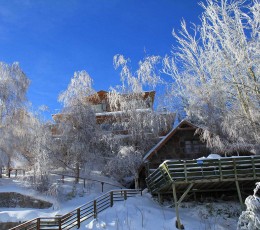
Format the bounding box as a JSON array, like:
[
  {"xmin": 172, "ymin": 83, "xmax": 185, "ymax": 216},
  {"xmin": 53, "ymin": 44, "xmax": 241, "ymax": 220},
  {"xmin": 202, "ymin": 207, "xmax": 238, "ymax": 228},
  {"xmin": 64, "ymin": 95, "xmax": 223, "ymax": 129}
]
[
  {"xmin": 52, "ymin": 90, "xmax": 156, "ymax": 134},
  {"xmin": 143, "ymin": 120, "xmax": 210, "ymax": 167},
  {"xmin": 138, "ymin": 120, "xmax": 211, "ymax": 188}
]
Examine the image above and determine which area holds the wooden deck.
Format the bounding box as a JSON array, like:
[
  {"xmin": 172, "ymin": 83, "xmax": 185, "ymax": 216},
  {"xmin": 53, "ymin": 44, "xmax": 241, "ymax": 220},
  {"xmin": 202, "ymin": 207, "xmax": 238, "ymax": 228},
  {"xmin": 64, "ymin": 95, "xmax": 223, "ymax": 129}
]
[
  {"xmin": 146, "ymin": 156, "xmax": 260, "ymax": 194},
  {"xmin": 146, "ymin": 155, "xmax": 260, "ymax": 229}
]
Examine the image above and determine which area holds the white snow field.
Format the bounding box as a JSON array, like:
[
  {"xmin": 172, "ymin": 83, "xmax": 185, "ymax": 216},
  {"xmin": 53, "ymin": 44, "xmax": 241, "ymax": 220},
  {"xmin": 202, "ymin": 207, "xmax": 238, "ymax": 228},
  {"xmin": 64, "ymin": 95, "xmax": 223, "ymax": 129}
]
[{"xmin": 0, "ymin": 175, "xmax": 241, "ymax": 230}]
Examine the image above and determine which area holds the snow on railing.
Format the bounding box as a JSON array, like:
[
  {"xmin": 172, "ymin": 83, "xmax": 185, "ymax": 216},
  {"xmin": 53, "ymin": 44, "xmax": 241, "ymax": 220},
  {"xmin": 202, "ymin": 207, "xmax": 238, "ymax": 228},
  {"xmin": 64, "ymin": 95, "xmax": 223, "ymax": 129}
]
[{"xmin": 146, "ymin": 155, "xmax": 260, "ymax": 194}]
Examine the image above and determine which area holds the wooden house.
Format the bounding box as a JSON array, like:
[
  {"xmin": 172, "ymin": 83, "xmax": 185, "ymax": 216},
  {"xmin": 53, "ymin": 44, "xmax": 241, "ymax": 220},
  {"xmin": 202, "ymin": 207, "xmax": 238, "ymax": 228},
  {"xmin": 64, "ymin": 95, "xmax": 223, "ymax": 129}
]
[
  {"xmin": 52, "ymin": 90, "xmax": 175, "ymax": 137},
  {"xmin": 138, "ymin": 120, "xmax": 211, "ymax": 188}
]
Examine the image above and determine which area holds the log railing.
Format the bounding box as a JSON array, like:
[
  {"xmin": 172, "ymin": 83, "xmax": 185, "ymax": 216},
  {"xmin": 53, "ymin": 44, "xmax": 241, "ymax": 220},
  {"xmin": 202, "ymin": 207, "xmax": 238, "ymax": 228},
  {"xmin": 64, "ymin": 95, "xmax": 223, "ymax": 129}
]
[
  {"xmin": 9, "ymin": 189, "xmax": 141, "ymax": 230},
  {"xmin": 146, "ymin": 156, "xmax": 260, "ymax": 193}
]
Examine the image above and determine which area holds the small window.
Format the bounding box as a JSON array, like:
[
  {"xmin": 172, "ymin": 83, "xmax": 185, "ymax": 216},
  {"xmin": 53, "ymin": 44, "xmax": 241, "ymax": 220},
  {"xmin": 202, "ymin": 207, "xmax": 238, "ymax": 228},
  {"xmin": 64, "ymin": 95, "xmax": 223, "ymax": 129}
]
[
  {"xmin": 93, "ymin": 103, "xmax": 107, "ymax": 112},
  {"xmin": 181, "ymin": 140, "xmax": 205, "ymax": 154}
]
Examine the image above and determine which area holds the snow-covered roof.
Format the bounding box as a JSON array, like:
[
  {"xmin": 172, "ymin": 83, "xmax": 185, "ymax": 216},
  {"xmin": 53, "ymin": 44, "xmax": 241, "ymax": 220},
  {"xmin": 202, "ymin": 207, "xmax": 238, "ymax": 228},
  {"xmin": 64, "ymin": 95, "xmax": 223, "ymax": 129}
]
[{"xmin": 143, "ymin": 119, "xmax": 199, "ymax": 162}]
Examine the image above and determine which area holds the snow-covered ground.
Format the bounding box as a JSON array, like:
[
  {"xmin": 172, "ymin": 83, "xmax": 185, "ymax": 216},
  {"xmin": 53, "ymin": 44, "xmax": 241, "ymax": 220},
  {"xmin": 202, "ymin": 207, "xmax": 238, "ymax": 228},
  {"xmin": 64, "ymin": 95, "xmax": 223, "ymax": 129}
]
[{"xmin": 0, "ymin": 175, "xmax": 241, "ymax": 230}]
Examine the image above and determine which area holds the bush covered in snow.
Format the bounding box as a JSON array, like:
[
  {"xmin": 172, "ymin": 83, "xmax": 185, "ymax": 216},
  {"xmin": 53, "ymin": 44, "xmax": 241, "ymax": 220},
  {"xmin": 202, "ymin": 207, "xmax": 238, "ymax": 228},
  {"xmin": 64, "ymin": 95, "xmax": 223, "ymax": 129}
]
[{"xmin": 237, "ymin": 183, "xmax": 260, "ymax": 230}]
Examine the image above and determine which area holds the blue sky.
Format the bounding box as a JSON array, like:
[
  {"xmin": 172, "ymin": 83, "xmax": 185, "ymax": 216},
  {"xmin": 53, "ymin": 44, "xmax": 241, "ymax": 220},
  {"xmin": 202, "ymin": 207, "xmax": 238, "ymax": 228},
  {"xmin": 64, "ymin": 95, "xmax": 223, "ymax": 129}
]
[{"xmin": 0, "ymin": 0, "xmax": 202, "ymax": 120}]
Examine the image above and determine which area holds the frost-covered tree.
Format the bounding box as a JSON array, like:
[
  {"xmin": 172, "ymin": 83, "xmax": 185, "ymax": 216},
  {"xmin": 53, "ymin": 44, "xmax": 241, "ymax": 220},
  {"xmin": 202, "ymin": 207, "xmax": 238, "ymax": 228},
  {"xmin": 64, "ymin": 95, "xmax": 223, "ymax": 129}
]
[
  {"xmin": 0, "ymin": 62, "xmax": 30, "ymax": 170},
  {"xmin": 54, "ymin": 71, "xmax": 99, "ymax": 182},
  {"xmin": 106, "ymin": 146, "xmax": 142, "ymax": 188},
  {"xmin": 105, "ymin": 56, "xmax": 174, "ymax": 187},
  {"xmin": 0, "ymin": 62, "xmax": 29, "ymax": 124},
  {"xmin": 159, "ymin": 0, "xmax": 260, "ymax": 153},
  {"xmin": 237, "ymin": 183, "xmax": 260, "ymax": 230},
  {"xmin": 20, "ymin": 112, "xmax": 53, "ymax": 191},
  {"xmin": 111, "ymin": 55, "xmax": 173, "ymax": 151}
]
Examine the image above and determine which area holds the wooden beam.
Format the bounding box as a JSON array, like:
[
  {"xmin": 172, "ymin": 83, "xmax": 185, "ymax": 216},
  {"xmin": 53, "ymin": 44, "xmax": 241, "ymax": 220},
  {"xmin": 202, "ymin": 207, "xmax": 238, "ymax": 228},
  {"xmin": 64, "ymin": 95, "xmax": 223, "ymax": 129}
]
[
  {"xmin": 158, "ymin": 193, "xmax": 162, "ymax": 204},
  {"xmin": 172, "ymin": 183, "xmax": 182, "ymax": 229},
  {"xmin": 177, "ymin": 184, "xmax": 194, "ymax": 205},
  {"xmin": 235, "ymin": 180, "xmax": 245, "ymax": 210}
]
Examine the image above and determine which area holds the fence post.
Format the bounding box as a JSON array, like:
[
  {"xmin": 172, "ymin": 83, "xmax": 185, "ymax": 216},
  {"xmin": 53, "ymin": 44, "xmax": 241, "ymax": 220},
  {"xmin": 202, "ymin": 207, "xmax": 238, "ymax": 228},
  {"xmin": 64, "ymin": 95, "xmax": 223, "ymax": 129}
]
[
  {"xmin": 58, "ymin": 217, "xmax": 62, "ymax": 230},
  {"xmin": 101, "ymin": 182, "xmax": 104, "ymax": 192},
  {"xmin": 36, "ymin": 218, "xmax": 40, "ymax": 230},
  {"xmin": 62, "ymin": 175, "xmax": 64, "ymax": 183},
  {"xmin": 124, "ymin": 190, "xmax": 127, "ymax": 200},
  {"xmin": 110, "ymin": 191, "xmax": 114, "ymax": 207},
  {"xmin": 77, "ymin": 208, "xmax": 81, "ymax": 228},
  {"xmin": 93, "ymin": 200, "xmax": 97, "ymax": 218}
]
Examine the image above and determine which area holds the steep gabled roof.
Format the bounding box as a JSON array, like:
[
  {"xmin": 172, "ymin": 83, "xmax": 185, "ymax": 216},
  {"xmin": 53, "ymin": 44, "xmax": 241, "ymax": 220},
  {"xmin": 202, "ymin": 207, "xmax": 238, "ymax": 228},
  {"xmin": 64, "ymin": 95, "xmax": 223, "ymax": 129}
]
[{"xmin": 143, "ymin": 120, "xmax": 199, "ymax": 162}]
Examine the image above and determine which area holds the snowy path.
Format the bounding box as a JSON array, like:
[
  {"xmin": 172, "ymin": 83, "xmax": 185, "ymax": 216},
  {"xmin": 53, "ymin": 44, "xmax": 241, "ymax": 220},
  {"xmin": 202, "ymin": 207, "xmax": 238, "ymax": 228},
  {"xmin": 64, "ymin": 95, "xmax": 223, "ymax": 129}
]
[{"xmin": 0, "ymin": 178, "xmax": 240, "ymax": 230}]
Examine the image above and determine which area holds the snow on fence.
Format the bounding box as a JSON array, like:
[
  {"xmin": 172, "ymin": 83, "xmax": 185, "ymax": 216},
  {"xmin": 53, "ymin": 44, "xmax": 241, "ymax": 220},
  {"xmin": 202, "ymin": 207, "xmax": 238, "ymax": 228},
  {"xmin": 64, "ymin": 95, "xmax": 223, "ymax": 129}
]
[
  {"xmin": 9, "ymin": 189, "xmax": 141, "ymax": 230},
  {"xmin": 146, "ymin": 156, "xmax": 260, "ymax": 194}
]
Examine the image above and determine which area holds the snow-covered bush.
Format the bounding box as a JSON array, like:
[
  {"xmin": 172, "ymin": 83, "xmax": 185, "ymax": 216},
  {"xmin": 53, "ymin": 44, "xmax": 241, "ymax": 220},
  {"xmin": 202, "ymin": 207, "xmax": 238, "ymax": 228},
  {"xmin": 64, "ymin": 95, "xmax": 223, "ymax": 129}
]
[
  {"xmin": 237, "ymin": 183, "xmax": 260, "ymax": 230},
  {"xmin": 106, "ymin": 146, "xmax": 143, "ymax": 188}
]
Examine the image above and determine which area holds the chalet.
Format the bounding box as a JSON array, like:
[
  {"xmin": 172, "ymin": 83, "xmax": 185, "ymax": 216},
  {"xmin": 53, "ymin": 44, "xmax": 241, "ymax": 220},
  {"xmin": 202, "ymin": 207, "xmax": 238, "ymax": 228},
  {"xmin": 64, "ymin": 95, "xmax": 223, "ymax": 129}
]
[
  {"xmin": 52, "ymin": 90, "xmax": 174, "ymax": 137},
  {"xmin": 144, "ymin": 120, "xmax": 210, "ymax": 167},
  {"xmin": 138, "ymin": 120, "xmax": 211, "ymax": 188},
  {"xmin": 52, "ymin": 90, "xmax": 155, "ymax": 126}
]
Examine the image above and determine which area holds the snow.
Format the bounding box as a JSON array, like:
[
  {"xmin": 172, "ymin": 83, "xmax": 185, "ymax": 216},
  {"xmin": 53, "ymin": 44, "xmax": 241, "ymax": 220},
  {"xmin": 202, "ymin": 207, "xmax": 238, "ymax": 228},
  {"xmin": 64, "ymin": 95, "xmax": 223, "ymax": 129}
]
[
  {"xmin": 197, "ymin": 154, "xmax": 221, "ymax": 160},
  {"xmin": 81, "ymin": 192, "xmax": 240, "ymax": 230},
  {"xmin": 0, "ymin": 175, "xmax": 241, "ymax": 229},
  {"xmin": 95, "ymin": 108, "xmax": 152, "ymax": 117}
]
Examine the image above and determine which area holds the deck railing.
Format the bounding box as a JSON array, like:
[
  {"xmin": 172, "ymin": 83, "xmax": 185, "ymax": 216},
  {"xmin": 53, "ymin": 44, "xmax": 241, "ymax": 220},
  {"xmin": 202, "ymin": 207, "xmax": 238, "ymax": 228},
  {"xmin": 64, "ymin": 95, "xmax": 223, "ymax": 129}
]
[
  {"xmin": 9, "ymin": 189, "xmax": 141, "ymax": 230},
  {"xmin": 146, "ymin": 156, "xmax": 260, "ymax": 193}
]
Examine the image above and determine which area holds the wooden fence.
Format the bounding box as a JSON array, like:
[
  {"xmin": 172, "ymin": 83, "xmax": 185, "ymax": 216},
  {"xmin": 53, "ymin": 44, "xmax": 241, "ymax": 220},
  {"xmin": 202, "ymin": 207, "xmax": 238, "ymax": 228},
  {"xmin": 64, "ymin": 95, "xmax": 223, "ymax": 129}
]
[
  {"xmin": 9, "ymin": 189, "xmax": 141, "ymax": 230},
  {"xmin": 51, "ymin": 173, "xmax": 123, "ymax": 192},
  {"xmin": 146, "ymin": 156, "xmax": 260, "ymax": 194}
]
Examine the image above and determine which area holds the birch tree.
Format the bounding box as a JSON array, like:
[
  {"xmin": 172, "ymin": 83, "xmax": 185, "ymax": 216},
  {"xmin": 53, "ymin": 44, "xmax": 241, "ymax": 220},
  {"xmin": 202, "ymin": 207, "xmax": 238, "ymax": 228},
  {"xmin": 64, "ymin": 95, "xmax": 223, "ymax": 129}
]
[
  {"xmin": 160, "ymin": 0, "xmax": 260, "ymax": 153},
  {"xmin": 54, "ymin": 71, "xmax": 99, "ymax": 182},
  {"xmin": 0, "ymin": 62, "xmax": 30, "ymax": 170},
  {"xmin": 106, "ymin": 56, "xmax": 174, "ymax": 187}
]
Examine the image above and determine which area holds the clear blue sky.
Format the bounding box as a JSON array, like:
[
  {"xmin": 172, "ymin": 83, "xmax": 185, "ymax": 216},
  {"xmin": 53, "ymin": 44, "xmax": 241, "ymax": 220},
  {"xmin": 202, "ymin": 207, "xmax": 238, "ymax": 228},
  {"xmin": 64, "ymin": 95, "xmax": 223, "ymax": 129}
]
[{"xmin": 0, "ymin": 0, "xmax": 202, "ymax": 120}]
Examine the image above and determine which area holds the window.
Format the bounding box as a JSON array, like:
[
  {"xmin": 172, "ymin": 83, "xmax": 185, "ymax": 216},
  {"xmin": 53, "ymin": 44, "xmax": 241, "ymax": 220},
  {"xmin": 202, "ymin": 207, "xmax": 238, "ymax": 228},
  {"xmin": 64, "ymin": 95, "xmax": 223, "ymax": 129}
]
[
  {"xmin": 180, "ymin": 140, "xmax": 205, "ymax": 154},
  {"xmin": 93, "ymin": 103, "xmax": 107, "ymax": 112}
]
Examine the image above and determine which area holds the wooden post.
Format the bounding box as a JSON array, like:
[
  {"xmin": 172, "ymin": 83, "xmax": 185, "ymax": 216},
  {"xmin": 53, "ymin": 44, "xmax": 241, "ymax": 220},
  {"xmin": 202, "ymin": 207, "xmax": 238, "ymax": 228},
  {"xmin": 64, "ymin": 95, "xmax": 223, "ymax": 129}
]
[
  {"xmin": 184, "ymin": 162, "xmax": 187, "ymax": 183},
  {"xmin": 235, "ymin": 180, "xmax": 245, "ymax": 210},
  {"xmin": 158, "ymin": 193, "xmax": 162, "ymax": 204},
  {"xmin": 101, "ymin": 182, "xmax": 104, "ymax": 192},
  {"xmin": 62, "ymin": 175, "xmax": 64, "ymax": 183},
  {"xmin": 58, "ymin": 218, "xmax": 62, "ymax": 230},
  {"xmin": 218, "ymin": 160, "xmax": 223, "ymax": 181},
  {"xmin": 77, "ymin": 208, "xmax": 81, "ymax": 228},
  {"xmin": 8, "ymin": 168, "xmax": 11, "ymax": 178},
  {"xmin": 37, "ymin": 218, "xmax": 40, "ymax": 230},
  {"xmin": 93, "ymin": 200, "xmax": 97, "ymax": 218},
  {"xmin": 110, "ymin": 191, "xmax": 114, "ymax": 207},
  {"xmin": 0, "ymin": 167, "xmax": 2, "ymax": 178},
  {"xmin": 172, "ymin": 183, "xmax": 182, "ymax": 229},
  {"xmin": 124, "ymin": 190, "xmax": 127, "ymax": 200},
  {"xmin": 252, "ymin": 157, "xmax": 256, "ymax": 180},
  {"xmin": 233, "ymin": 159, "xmax": 237, "ymax": 180},
  {"xmin": 15, "ymin": 169, "xmax": 18, "ymax": 177}
]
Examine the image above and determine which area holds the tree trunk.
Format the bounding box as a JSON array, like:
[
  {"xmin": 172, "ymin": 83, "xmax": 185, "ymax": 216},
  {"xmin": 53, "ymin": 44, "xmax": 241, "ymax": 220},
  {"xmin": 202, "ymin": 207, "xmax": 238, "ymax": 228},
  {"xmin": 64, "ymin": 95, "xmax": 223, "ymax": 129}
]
[
  {"xmin": 75, "ymin": 162, "xmax": 80, "ymax": 183},
  {"xmin": 134, "ymin": 175, "xmax": 139, "ymax": 189}
]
